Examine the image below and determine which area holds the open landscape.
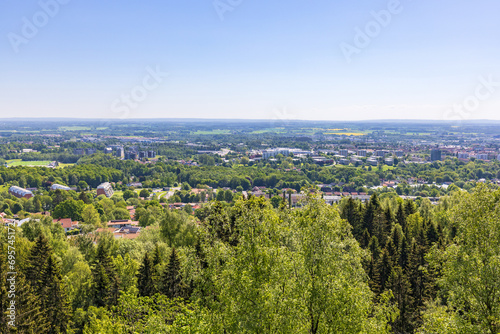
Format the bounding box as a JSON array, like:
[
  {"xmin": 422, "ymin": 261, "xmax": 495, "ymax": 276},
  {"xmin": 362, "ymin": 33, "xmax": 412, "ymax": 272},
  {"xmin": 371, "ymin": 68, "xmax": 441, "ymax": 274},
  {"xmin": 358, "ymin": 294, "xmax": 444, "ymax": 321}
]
[{"xmin": 2, "ymin": 0, "xmax": 500, "ymax": 333}]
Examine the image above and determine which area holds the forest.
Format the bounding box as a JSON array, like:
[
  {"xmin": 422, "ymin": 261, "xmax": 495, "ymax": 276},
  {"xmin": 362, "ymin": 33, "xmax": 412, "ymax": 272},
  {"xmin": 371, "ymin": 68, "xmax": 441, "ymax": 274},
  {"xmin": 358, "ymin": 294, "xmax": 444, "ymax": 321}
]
[{"xmin": 2, "ymin": 183, "xmax": 500, "ymax": 333}]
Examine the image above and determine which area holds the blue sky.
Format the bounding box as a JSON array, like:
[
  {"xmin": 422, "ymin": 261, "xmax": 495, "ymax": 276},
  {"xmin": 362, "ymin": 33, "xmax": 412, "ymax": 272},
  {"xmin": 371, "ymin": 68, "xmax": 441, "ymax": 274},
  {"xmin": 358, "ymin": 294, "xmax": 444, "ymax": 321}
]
[{"xmin": 1, "ymin": 0, "xmax": 499, "ymax": 120}]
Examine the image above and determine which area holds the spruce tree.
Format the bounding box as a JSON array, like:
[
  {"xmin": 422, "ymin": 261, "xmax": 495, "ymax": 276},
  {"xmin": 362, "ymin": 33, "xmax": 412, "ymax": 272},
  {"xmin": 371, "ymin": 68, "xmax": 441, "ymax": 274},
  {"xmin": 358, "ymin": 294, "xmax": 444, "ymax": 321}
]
[
  {"xmin": 360, "ymin": 229, "xmax": 371, "ymax": 249},
  {"xmin": 161, "ymin": 248, "xmax": 185, "ymax": 299},
  {"xmin": 396, "ymin": 202, "xmax": 407, "ymax": 232},
  {"xmin": 387, "ymin": 266, "xmax": 414, "ymax": 333},
  {"xmin": 26, "ymin": 234, "xmax": 51, "ymax": 294},
  {"xmin": 6, "ymin": 272, "xmax": 49, "ymax": 334},
  {"xmin": 91, "ymin": 242, "xmax": 119, "ymax": 306},
  {"xmin": 341, "ymin": 197, "xmax": 362, "ymax": 240},
  {"xmin": 137, "ymin": 252, "xmax": 156, "ymax": 297},
  {"xmin": 42, "ymin": 255, "xmax": 71, "ymax": 333},
  {"xmin": 404, "ymin": 199, "xmax": 416, "ymax": 217},
  {"xmin": 398, "ymin": 235, "xmax": 410, "ymax": 270},
  {"xmin": 92, "ymin": 263, "xmax": 110, "ymax": 307},
  {"xmin": 376, "ymin": 248, "xmax": 392, "ymax": 293}
]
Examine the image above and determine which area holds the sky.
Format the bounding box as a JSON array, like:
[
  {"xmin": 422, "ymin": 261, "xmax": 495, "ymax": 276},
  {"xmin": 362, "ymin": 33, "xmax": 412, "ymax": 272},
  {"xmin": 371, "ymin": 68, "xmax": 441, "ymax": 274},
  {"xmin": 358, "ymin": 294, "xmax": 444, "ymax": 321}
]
[{"xmin": 1, "ymin": 0, "xmax": 499, "ymax": 121}]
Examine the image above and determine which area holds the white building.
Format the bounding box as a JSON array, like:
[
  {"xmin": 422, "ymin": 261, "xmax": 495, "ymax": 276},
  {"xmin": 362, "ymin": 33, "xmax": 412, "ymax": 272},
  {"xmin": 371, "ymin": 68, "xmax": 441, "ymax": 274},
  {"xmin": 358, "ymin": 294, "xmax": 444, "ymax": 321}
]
[
  {"xmin": 262, "ymin": 148, "xmax": 290, "ymax": 159},
  {"xmin": 50, "ymin": 183, "xmax": 71, "ymax": 191}
]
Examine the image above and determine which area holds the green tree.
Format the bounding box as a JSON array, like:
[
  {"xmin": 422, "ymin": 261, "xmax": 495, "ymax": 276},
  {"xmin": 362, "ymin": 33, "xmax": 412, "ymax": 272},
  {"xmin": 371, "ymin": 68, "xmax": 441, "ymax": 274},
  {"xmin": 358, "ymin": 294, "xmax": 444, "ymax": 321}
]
[
  {"xmin": 139, "ymin": 189, "xmax": 150, "ymax": 198},
  {"xmin": 81, "ymin": 204, "xmax": 101, "ymax": 227},
  {"xmin": 53, "ymin": 199, "xmax": 86, "ymax": 221},
  {"xmin": 137, "ymin": 252, "xmax": 156, "ymax": 297},
  {"xmin": 161, "ymin": 248, "xmax": 185, "ymax": 299},
  {"xmin": 91, "ymin": 242, "xmax": 120, "ymax": 307},
  {"xmin": 426, "ymin": 185, "xmax": 500, "ymax": 333}
]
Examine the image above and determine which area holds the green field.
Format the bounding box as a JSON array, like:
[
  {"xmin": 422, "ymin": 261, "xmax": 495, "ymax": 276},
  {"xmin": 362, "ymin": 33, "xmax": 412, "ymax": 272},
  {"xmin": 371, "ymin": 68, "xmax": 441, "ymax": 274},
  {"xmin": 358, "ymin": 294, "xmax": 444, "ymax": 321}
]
[
  {"xmin": 59, "ymin": 126, "xmax": 92, "ymax": 131},
  {"xmin": 6, "ymin": 159, "xmax": 52, "ymax": 167},
  {"xmin": 57, "ymin": 163, "xmax": 75, "ymax": 168},
  {"xmin": 192, "ymin": 130, "xmax": 232, "ymax": 135}
]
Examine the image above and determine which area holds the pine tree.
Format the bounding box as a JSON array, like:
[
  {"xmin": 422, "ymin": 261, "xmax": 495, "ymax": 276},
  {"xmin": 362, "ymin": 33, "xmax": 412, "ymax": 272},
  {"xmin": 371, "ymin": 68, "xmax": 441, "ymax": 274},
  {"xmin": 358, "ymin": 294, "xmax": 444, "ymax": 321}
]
[
  {"xmin": 360, "ymin": 229, "xmax": 371, "ymax": 249},
  {"xmin": 91, "ymin": 242, "xmax": 120, "ymax": 306},
  {"xmin": 341, "ymin": 197, "xmax": 362, "ymax": 240},
  {"xmin": 398, "ymin": 235, "xmax": 410, "ymax": 270},
  {"xmin": 376, "ymin": 248, "xmax": 393, "ymax": 293},
  {"xmin": 5, "ymin": 272, "xmax": 49, "ymax": 334},
  {"xmin": 387, "ymin": 266, "xmax": 414, "ymax": 333},
  {"xmin": 425, "ymin": 220, "xmax": 439, "ymax": 245},
  {"xmin": 161, "ymin": 248, "xmax": 185, "ymax": 299},
  {"xmin": 404, "ymin": 199, "xmax": 416, "ymax": 217},
  {"xmin": 92, "ymin": 263, "xmax": 110, "ymax": 307},
  {"xmin": 137, "ymin": 252, "xmax": 156, "ymax": 297},
  {"xmin": 26, "ymin": 234, "xmax": 51, "ymax": 294},
  {"xmin": 396, "ymin": 202, "xmax": 407, "ymax": 232},
  {"xmin": 152, "ymin": 244, "xmax": 162, "ymax": 268},
  {"xmin": 383, "ymin": 206, "xmax": 394, "ymax": 233},
  {"xmin": 42, "ymin": 255, "xmax": 71, "ymax": 333},
  {"xmin": 372, "ymin": 210, "xmax": 388, "ymax": 247}
]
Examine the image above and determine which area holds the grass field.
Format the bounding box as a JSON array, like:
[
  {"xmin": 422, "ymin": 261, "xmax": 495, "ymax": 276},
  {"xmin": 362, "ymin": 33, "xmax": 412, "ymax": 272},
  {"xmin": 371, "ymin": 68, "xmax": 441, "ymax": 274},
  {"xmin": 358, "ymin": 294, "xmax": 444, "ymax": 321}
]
[
  {"xmin": 59, "ymin": 126, "xmax": 92, "ymax": 131},
  {"xmin": 324, "ymin": 132, "xmax": 365, "ymax": 136},
  {"xmin": 7, "ymin": 159, "xmax": 52, "ymax": 167},
  {"xmin": 192, "ymin": 130, "xmax": 231, "ymax": 135},
  {"xmin": 57, "ymin": 163, "xmax": 75, "ymax": 168}
]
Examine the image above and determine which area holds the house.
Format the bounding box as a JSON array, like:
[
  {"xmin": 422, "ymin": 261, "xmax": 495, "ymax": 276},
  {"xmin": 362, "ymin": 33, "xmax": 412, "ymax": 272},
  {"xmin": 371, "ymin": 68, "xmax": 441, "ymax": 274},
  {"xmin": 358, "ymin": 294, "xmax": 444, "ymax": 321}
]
[
  {"xmin": 107, "ymin": 220, "xmax": 139, "ymax": 228},
  {"xmin": 9, "ymin": 186, "xmax": 34, "ymax": 199},
  {"xmin": 55, "ymin": 218, "xmax": 79, "ymax": 233},
  {"xmin": 97, "ymin": 182, "xmax": 114, "ymax": 197}
]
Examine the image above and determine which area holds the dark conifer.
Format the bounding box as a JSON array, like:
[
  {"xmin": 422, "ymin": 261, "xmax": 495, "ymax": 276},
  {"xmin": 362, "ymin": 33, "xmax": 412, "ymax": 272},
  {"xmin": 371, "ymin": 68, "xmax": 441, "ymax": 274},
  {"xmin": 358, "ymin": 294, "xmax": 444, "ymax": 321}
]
[
  {"xmin": 26, "ymin": 234, "xmax": 51, "ymax": 293},
  {"xmin": 91, "ymin": 242, "xmax": 119, "ymax": 306},
  {"xmin": 341, "ymin": 197, "xmax": 362, "ymax": 240},
  {"xmin": 387, "ymin": 266, "xmax": 414, "ymax": 333},
  {"xmin": 376, "ymin": 248, "xmax": 392, "ymax": 293},
  {"xmin": 396, "ymin": 202, "xmax": 407, "ymax": 232},
  {"xmin": 360, "ymin": 229, "xmax": 371, "ymax": 249},
  {"xmin": 137, "ymin": 252, "xmax": 156, "ymax": 297},
  {"xmin": 161, "ymin": 248, "xmax": 185, "ymax": 299},
  {"xmin": 43, "ymin": 255, "xmax": 71, "ymax": 333}
]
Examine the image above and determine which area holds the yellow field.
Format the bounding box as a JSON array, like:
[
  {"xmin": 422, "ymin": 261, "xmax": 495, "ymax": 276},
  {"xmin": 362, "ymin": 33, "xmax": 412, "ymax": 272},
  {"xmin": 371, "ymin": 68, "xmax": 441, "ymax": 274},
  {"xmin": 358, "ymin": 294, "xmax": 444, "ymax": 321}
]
[{"xmin": 324, "ymin": 132, "xmax": 365, "ymax": 136}]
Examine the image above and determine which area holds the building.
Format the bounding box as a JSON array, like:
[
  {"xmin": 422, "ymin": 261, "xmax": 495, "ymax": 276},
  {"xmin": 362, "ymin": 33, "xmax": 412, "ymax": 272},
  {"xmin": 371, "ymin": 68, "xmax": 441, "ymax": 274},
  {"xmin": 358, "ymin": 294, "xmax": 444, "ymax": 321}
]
[
  {"xmin": 125, "ymin": 151, "xmax": 137, "ymax": 160},
  {"xmin": 115, "ymin": 147, "xmax": 124, "ymax": 159},
  {"xmin": 55, "ymin": 218, "xmax": 79, "ymax": 233},
  {"xmin": 357, "ymin": 150, "xmax": 367, "ymax": 157},
  {"xmin": 384, "ymin": 158, "xmax": 394, "ymax": 166},
  {"xmin": 73, "ymin": 148, "xmax": 85, "ymax": 155},
  {"xmin": 395, "ymin": 151, "xmax": 404, "ymax": 157},
  {"xmin": 476, "ymin": 154, "xmax": 489, "ymax": 160},
  {"xmin": 50, "ymin": 184, "xmax": 71, "ymax": 191},
  {"xmin": 104, "ymin": 147, "xmax": 113, "ymax": 154},
  {"xmin": 9, "ymin": 186, "xmax": 34, "ymax": 199},
  {"xmin": 339, "ymin": 149, "xmax": 349, "ymax": 157},
  {"xmin": 458, "ymin": 153, "xmax": 469, "ymax": 159},
  {"xmin": 97, "ymin": 182, "xmax": 114, "ymax": 198},
  {"xmin": 431, "ymin": 149, "xmax": 442, "ymax": 162},
  {"xmin": 262, "ymin": 148, "xmax": 290, "ymax": 159},
  {"xmin": 375, "ymin": 150, "xmax": 386, "ymax": 157}
]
